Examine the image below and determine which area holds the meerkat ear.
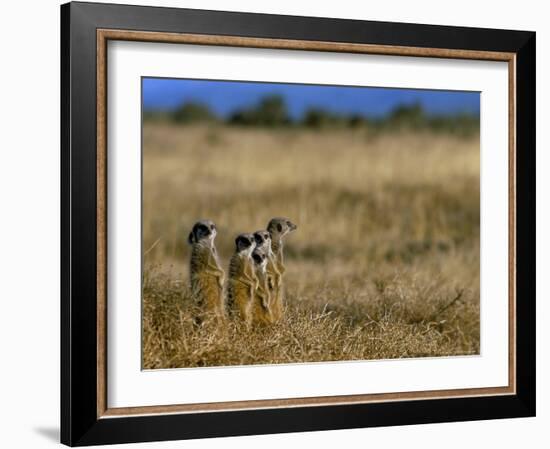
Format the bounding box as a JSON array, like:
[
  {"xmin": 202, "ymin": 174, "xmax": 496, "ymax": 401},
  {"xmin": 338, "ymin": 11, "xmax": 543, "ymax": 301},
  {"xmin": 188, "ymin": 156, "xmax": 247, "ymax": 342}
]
[{"xmin": 188, "ymin": 231, "xmax": 196, "ymax": 244}]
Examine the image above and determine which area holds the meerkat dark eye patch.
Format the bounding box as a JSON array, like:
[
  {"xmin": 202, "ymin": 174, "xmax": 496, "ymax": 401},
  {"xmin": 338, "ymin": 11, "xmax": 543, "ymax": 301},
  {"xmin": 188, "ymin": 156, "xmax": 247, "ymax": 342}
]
[
  {"xmin": 236, "ymin": 236, "xmax": 251, "ymax": 250},
  {"xmin": 191, "ymin": 223, "xmax": 211, "ymax": 241},
  {"xmin": 277, "ymin": 223, "xmax": 283, "ymax": 232},
  {"xmin": 254, "ymin": 233, "xmax": 264, "ymax": 244},
  {"xmin": 253, "ymin": 254, "xmax": 262, "ymax": 264}
]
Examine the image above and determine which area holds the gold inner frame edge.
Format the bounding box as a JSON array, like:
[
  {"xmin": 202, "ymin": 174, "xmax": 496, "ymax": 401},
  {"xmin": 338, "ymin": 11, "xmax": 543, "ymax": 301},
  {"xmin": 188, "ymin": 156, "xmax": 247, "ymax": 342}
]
[{"xmin": 96, "ymin": 28, "xmax": 517, "ymax": 419}]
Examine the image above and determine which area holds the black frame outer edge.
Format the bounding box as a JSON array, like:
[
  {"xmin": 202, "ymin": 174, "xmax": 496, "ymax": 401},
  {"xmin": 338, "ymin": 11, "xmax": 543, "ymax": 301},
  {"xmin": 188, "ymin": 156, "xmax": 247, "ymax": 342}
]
[
  {"xmin": 514, "ymin": 33, "xmax": 536, "ymax": 414},
  {"xmin": 60, "ymin": 2, "xmax": 536, "ymax": 446},
  {"xmin": 60, "ymin": 2, "xmax": 71, "ymax": 446}
]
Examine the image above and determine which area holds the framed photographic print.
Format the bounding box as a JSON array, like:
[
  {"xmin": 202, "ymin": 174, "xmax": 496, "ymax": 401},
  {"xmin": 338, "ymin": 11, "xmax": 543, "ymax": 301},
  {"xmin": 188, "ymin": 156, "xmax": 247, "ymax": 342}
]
[{"xmin": 60, "ymin": 1, "xmax": 536, "ymax": 446}]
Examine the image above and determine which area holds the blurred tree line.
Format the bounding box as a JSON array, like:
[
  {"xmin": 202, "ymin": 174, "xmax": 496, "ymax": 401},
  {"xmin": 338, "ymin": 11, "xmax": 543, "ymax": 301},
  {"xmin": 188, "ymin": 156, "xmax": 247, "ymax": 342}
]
[{"xmin": 143, "ymin": 94, "xmax": 479, "ymax": 136}]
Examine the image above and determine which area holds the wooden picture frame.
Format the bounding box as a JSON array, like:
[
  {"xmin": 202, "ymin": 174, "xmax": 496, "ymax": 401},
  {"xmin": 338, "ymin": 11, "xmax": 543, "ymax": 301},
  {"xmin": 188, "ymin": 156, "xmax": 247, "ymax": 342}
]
[{"xmin": 61, "ymin": 1, "xmax": 535, "ymax": 446}]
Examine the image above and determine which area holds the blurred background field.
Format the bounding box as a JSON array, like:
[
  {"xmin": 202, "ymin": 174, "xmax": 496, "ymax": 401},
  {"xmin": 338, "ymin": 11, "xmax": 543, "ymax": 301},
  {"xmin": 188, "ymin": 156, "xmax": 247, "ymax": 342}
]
[{"xmin": 142, "ymin": 80, "xmax": 480, "ymax": 369}]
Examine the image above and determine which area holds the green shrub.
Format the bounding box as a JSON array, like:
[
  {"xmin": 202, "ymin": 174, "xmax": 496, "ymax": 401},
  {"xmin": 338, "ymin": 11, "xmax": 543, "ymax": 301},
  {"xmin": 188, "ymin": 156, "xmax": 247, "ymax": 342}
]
[
  {"xmin": 229, "ymin": 95, "xmax": 291, "ymax": 127},
  {"xmin": 173, "ymin": 102, "xmax": 218, "ymax": 123}
]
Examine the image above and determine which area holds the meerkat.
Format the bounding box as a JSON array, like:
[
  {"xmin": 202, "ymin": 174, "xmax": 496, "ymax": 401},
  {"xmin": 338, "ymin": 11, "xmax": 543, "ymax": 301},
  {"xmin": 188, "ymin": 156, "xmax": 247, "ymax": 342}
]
[
  {"xmin": 266, "ymin": 217, "xmax": 297, "ymax": 321},
  {"xmin": 187, "ymin": 220, "xmax": 225, "ymax": 322},
  {"xmin": 226, "ymin": 233, "xmax": 258, "ymax": 323},
  {"xmin": 250, "ymin": 248, "xmax": 273, "ymax": 324},
  {"xmin": 253, "ymin": 229, "xmax": 281, "ymax": 303}
]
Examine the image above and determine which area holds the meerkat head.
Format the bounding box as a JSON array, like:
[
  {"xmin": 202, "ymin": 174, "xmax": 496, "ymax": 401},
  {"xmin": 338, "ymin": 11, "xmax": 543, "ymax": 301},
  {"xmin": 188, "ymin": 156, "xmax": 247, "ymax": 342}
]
[
  {"xmin": 253, "ymin": 230, "xmax": 272, "ymax": 254},
  {"xmin": 251, "ymin": 248, "xmax": 268, "ymax": 272},
  {"xmin": 267, "ymin": 217, "xmax": 297, "ymax": 243},
  {"xmin": 234, "ymin": 233, "xmax": 256, "ymax": 256},
  {"xmin": 188, "ymin": 220, "xmax": 218, "ymax": 246}
]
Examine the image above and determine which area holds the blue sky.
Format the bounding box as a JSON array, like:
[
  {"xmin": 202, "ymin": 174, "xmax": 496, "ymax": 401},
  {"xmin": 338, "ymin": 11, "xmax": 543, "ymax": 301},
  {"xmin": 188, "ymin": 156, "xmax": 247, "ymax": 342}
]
[{"xmin": 142, "ymin": 78, "xmax": 480, "ymax": 119}]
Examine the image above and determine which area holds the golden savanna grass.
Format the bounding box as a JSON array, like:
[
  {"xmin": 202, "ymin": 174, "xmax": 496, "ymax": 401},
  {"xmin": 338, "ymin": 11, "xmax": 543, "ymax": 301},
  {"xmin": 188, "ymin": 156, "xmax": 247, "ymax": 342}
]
[{"xmin": 142, "ymin": 123, "xmax": 480, "ymax": 369}]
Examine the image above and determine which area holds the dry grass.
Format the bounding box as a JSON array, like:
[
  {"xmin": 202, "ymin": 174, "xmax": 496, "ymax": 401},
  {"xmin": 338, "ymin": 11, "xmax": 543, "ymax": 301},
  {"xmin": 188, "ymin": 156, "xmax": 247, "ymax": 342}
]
[{"xmin": 142, "ymin": 123, "xmax": 480, "ymax": 369}]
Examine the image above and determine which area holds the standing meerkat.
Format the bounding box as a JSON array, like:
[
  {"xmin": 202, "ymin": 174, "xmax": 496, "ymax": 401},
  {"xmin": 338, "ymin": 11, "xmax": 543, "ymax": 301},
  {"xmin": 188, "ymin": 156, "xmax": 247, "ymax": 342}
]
[
  {"xmin": 187, "ymin": 220, "xmax": 225, "ymax": 322},
  {"xmin": 226, "ymin": 233, "xmax": 258, "ymax": 323},
  {"xmin": 253, "ymin": 229, "xmax": 281, "ymax": 305},
  {"xmin": 266, "ymin": 217, "xmax": 297, "ymax": 321},
  {"xmin": 250, "ymin": 248, "xmax": 272, "ymax": 324}
]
